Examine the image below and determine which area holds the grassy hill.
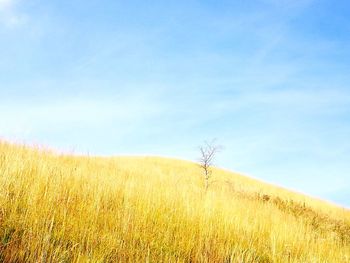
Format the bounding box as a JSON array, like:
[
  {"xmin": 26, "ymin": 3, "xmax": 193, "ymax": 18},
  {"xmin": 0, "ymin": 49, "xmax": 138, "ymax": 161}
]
[{"xmin": 0, "ymin": 141, "xmax": 349, "ymax": 262}]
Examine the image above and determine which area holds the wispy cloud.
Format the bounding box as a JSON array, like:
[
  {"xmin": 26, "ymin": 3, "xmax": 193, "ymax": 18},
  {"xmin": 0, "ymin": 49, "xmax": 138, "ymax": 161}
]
[
  {"xmin": 0, "ymin": 92, "xmax": 166, "ymax": 151},
  {"xmin": 0, "ymin": 0, "xmax": 13, "ymax": 9},
  {"xmin": 0, "ymin": 0, "xmax": 25, "ymax": 27}
]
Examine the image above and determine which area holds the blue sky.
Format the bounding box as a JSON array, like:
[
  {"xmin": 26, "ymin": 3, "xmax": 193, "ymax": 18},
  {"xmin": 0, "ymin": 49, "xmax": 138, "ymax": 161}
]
[{"xmin": 1, "ymin": 0, "xmax": 349, "ymax": 207}]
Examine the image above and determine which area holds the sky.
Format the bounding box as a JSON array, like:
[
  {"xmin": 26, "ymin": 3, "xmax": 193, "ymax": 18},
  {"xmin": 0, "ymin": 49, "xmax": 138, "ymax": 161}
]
[{"xmin": 0, "ymin": 0, "xmax": 349, "ymax": 207}]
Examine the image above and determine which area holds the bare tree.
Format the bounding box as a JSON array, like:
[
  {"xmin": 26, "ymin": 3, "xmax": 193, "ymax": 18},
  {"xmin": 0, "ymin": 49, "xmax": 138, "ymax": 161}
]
[{"xmin": 198, "ymin": 139, "xmax": 222, "ymax": 191}]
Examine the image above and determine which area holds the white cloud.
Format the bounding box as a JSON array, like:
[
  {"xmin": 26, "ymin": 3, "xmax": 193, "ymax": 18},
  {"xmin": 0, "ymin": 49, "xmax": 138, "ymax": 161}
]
[
  {"xmin": 0, "ymin": 93, "xmax": 165, "ymax": 141},
  {"xmin": 0, "ymin": 0, "xmax": 13, "ymax": 9},
  {"xmin": 0, "ymin": 0, "xmax": 25, "ymax": 27}
]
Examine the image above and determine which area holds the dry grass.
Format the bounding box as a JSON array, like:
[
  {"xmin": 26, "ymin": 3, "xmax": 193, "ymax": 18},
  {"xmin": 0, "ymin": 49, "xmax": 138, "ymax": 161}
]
[{"xmin": 0, "ymin": 141, "xmax": 349, "ymax": 262}]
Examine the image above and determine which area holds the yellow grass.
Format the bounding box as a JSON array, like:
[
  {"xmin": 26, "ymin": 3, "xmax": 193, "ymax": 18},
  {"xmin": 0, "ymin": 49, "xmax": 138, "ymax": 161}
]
[{"xmin": 0, "ymin": 141, "xmax": 349, "ymax": 262}]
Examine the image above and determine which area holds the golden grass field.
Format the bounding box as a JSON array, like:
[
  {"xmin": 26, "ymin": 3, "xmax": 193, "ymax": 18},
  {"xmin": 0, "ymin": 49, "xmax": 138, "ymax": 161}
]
[{"xmin": 0, "ymin": 141, "xmax": 349, "ymax": 262}]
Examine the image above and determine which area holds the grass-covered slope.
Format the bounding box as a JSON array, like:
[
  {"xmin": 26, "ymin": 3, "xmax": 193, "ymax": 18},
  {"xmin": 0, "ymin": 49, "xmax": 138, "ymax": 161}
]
[{"xmin": 0, "ymin": 141, "xmax": 349, "ymax": 262}]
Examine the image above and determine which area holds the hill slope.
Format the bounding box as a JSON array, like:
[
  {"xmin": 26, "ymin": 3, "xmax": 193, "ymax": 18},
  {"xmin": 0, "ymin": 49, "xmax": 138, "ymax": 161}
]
[{"xmin": 0, "ymin": 141, "xmax": 349, "ymax": 262}]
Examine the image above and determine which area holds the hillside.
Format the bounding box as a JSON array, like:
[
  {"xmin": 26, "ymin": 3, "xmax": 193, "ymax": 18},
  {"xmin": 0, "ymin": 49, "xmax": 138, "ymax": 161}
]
[{"xmin": 0, "ymin": 141, "xmax": 349, "ymax": 262}]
